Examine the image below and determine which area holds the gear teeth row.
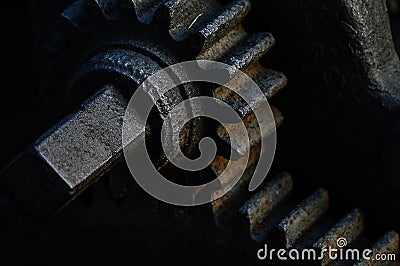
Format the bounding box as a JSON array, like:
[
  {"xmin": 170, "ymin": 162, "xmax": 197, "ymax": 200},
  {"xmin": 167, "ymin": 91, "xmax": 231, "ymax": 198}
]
[
  {"xmin": 57, "ymin": 0, "xmax": 281, "ymax": 99},
  {"xmin": 210, "ymin": 107, "xmax": 284, "ymax": 223},
  {"xmin": 81, "ymin": 0, "xmax": 274, "ymax": 72},
  {"xmin": 60, "ymin": 0, "xmax": 276, "ymax": 72},
  {"xmin": 212, "ymin": 171, "xmax": 399, "ymax": 264}
]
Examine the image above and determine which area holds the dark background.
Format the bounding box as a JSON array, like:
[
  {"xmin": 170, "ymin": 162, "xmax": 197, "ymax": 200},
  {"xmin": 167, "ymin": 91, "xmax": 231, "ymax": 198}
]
[{"xmin": 0, "ymin": 1, "xmax": 37, "ymax": 170}]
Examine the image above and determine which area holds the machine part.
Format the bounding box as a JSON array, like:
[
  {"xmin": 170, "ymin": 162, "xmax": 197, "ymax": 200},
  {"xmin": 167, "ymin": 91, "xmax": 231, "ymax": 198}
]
[
  {"xmin": 0, "ymin": 0, "xmax": 286, "ymax": 217},
  {"xmin": 278, "ymin": 188, "xmax": 329, "ymax": 249},
  {"xmin": 2, "ymin": 85, "xmax": 134, "ymax": 217},
  {"xmin": 256, "ymin": 0, "xmax": 400, "ymax": 233},
  {"xmin": 239, "ymin": 172, "xmax": 294, "ymax": 242}
]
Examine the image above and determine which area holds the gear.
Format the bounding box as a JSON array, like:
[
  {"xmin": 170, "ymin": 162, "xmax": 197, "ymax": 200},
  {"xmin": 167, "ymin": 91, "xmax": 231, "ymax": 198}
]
[
  {"xmin": 1, "ymin": 0, "xmax": 399, "ymax": 264},
  {"xmin": 3, "ymin": 0, "xmax": 286, "ymax": 217}
]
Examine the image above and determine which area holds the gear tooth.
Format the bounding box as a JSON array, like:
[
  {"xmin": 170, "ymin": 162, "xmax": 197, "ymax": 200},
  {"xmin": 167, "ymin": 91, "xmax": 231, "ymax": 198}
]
[
  {"xmin": 216, "ymin": 106, "xmax": 283, "ymax": 156},
  {"xmin": 278, "ymin": 189, "xmax": 329, "ymax": 249},
  {"xmin": 213, "ymin": 63, "xmax": 286, "ymax": 120},
  {"xmin": 197, "ymin": 26, "xmax": 247, "ymax": 60},
  {"xmin": 132, "ymin": 0, "xmax": 164, "ymax": 24},
  {"xmin": 355, "ymin": 231, "xmax": 399, "ymax": 266},
  {"xmin": 191, "ymin": 0, "xmax": 251, "ymax": 49},
  {"xmin": 86, "ymin": 0, "xmax": 134, "ymax": 20},
  {"xmin": 246, "ymin": 63, "xmax": 287, "ymax": 99},
  {"xmin": 239, "ymin": 173, "xmax": 293, "ymax": 242},
  {"xmin": 154, "ymin": 0, "xmax": 220, "ymax": 41},
  {"xmin": 314, "ymin": 209, "xmax": 364, "ymax": 265},
  {"xmin": 210, "ymin": 154, "xmax": 257, "ymax": 226},
  {"xmin": 60, "ymin": 0, "xmax": 88, "ymax": 31},
  {"xmin": 220, "ymin": 32, "xmax": 275, "ymax": 70}
]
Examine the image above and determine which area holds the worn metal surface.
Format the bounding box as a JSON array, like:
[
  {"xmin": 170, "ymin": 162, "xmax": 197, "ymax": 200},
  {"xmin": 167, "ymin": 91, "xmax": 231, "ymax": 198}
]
[
  {"xmin": 314, "ymin": 209, "xmax": 365, "ymax": 265},
  {"xmin": 216, "ymin": 106, "xmax": 283, "ymax": 155},
  {"xmin": 355, "ymin": 231, "xmax": 399, "ymax": 266},
  {"xmin": 2, "ymin": 85, "xmax": 141, "ymax": 217},
  {"xmin": 214, "ymin": 65, "xmax": 286, "ymax": 120},
  {"xmin": 278, "ymin": 188, "xmax": 329, "ymax": 249},
  {"xmin": 240, "ymin": 172, "xmax": 293, "ymax": 242},
  {"xmin": 195, "ymin": 0, "xmax": 250, "ymax": 47},
  {"xmin": 341, "ymin": 0, "xmax": 400, "ymax": 112}
]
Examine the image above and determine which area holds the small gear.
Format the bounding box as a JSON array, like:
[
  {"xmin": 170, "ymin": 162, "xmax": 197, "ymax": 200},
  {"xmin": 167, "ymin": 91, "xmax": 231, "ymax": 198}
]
[{"xmin": 3, "ymin": 0, "xmax": 286, "ymax": 217}]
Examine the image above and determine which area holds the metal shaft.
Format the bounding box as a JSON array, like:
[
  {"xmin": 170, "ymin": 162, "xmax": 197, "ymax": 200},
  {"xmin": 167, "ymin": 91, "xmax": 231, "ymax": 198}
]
[{"xmin": 1, "ymin": 84, "xmax": 144, "ymax": 217}]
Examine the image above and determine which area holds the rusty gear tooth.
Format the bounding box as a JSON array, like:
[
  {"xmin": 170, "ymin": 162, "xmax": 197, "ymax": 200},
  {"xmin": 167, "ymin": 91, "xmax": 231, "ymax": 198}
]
[
  {"xmin": 278, "ymin": 188, "xmax": 329, "ymax": 249},
  {"xmin": 214, "ymin": 63, "xmax": 286, "ymax": 119},
  {"xmin": 216, "ymin": 106, "xmax": 283, "ymax": 156},
  {"xmin": 219, "ymin": 32, "xmax": 275, "ymax": 70},
  {"xmin": 198, "ymin": 26, "xmax": 247, "ymax": 60},
  {"xmin": 248, "ymin": 63, "xmax": 288, "ymax": 99},
  {"xmin": 355, "ymin": 231, "xmax": 400, "ymax": 266},
  {"xmin": 210, "ymin": 159, "xmax": 256, "ymax": 226},
  {"xmin": 239, "ymin": 172, "xmax": 293, "ymax": 242},
  {"xmin": 314, "ymin": 209, "xmax": 365, "ymax": 266},
  {"xmin": 188, "ymin": 0, "xmax": 251, "ymax": 51}
]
